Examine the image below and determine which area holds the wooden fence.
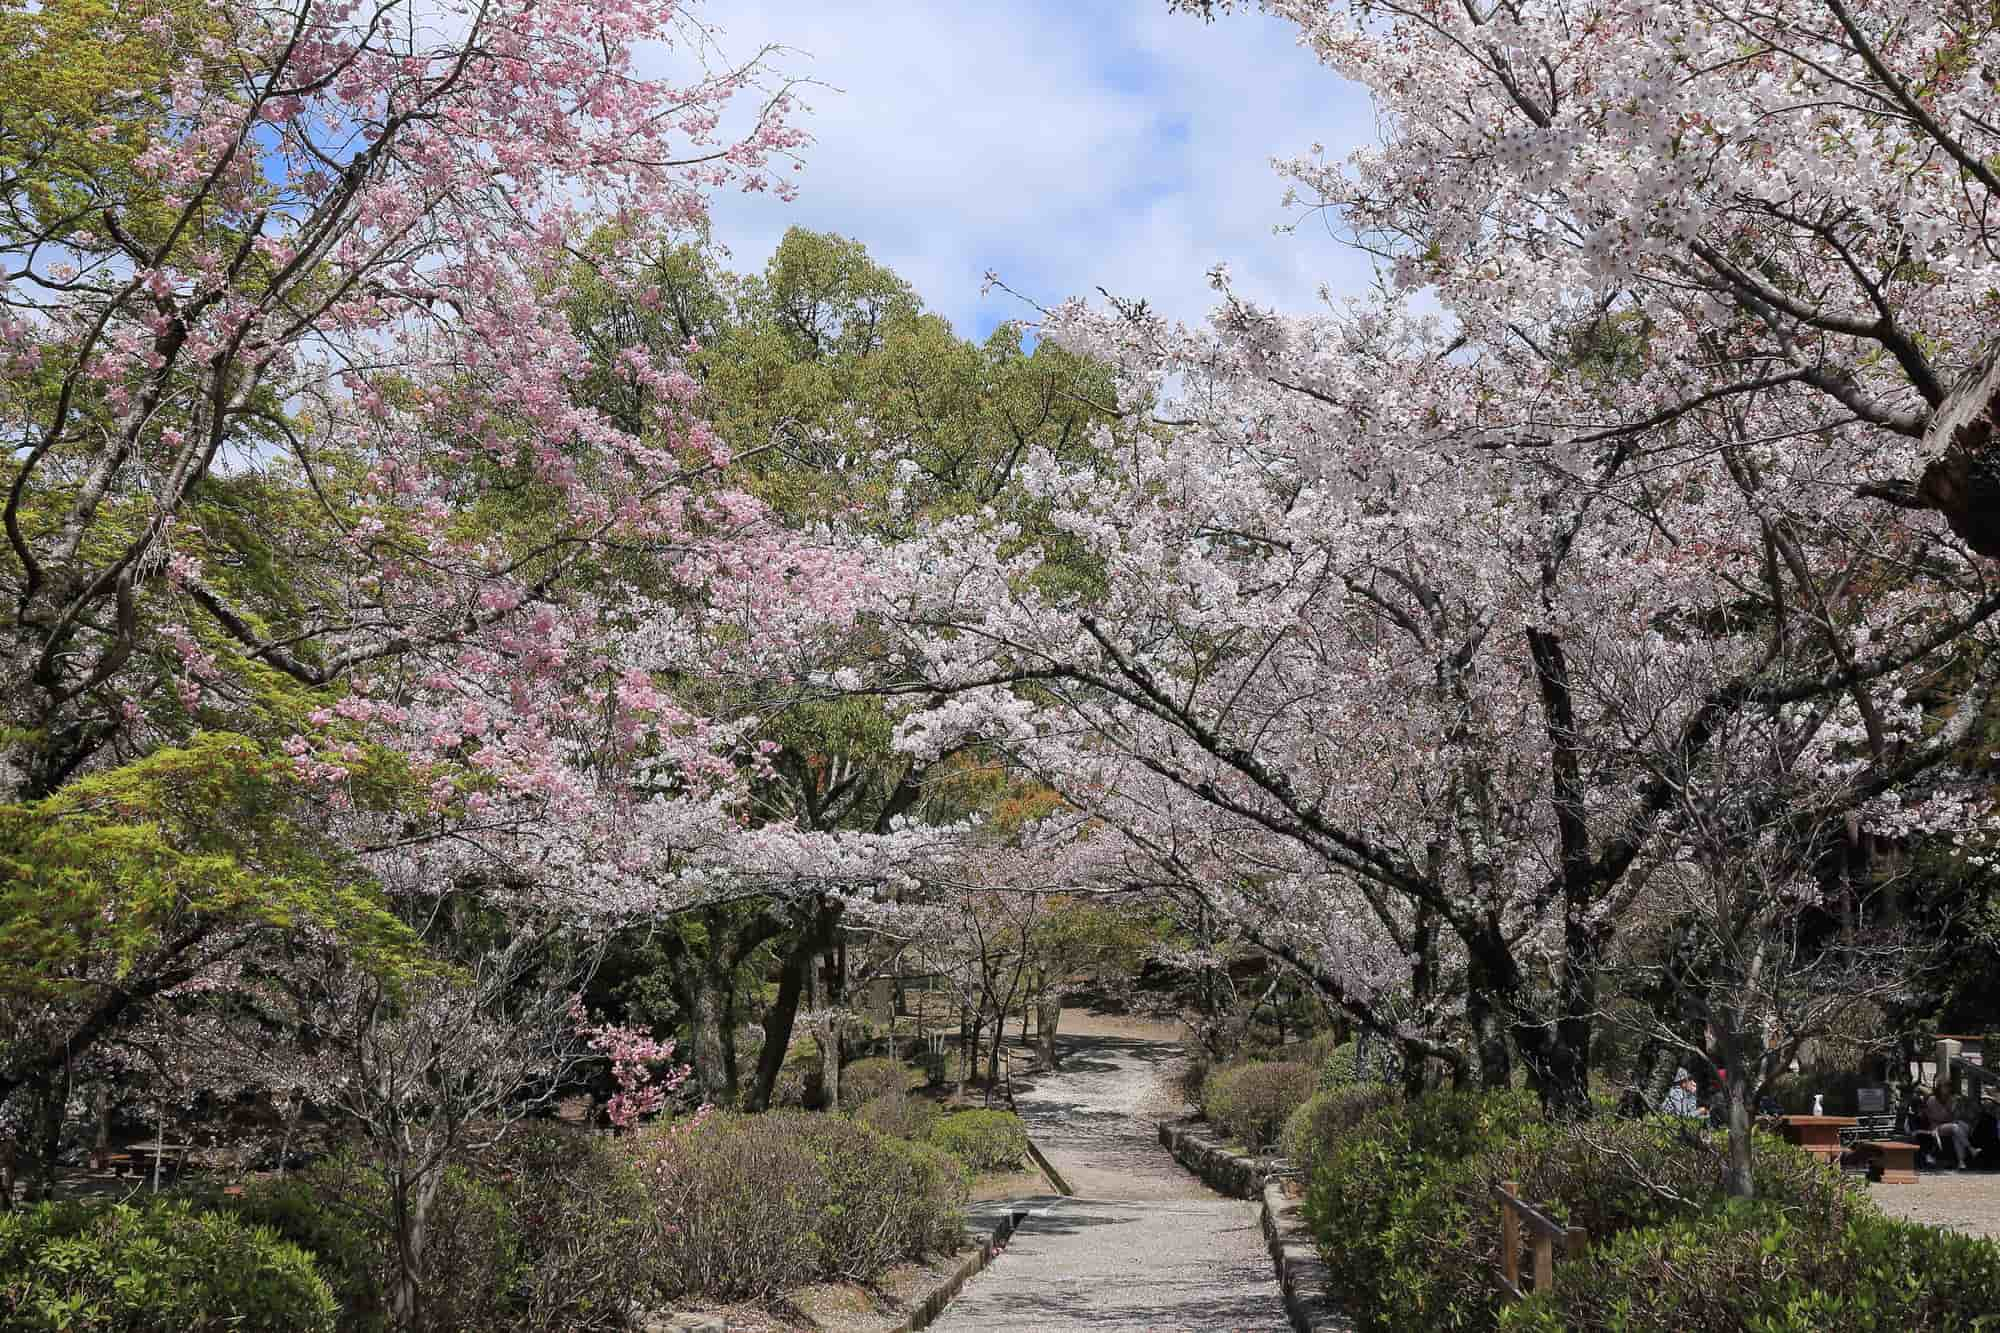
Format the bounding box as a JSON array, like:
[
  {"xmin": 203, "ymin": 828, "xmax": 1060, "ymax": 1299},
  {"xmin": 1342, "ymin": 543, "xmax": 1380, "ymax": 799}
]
[{"xmin": 1495, "ymin": 1179, "xmax": 1588, "ymax": 1302}]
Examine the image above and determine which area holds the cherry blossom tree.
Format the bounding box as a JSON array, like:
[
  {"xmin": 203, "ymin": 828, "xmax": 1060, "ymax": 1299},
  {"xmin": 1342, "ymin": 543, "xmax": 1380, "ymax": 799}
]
[
  {"xmin": 850, "ymin": 0, "xmax": 2000, "ymax": 1109},
  {"xmin": 876, "ymin": 283, "xmax": 2000, "ymax": 1107},
  {"xmin": 1180, "ymin": 0, "xmax": 2000, "ymax": 554},
  {"xmin": 0, "ymin": 0, "xmax": 934, "ymax": 1199}
]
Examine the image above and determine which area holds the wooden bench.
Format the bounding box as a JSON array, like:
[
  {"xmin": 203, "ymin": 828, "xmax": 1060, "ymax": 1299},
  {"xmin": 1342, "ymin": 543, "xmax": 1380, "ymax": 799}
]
[
  {"xmin": 1838, "ymin": 1112, "xmax": 1900, "ymax": 1148},
  {"xmin": 1853, "ymin": 1139, "xmax": 1921, "ymax": 1184}
]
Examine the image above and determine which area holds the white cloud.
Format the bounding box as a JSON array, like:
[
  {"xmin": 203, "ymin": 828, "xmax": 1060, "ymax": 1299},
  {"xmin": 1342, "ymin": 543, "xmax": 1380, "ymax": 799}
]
[{"xmin": 653, "ymin": 2, "xmax": 1379, "ymax": 338}]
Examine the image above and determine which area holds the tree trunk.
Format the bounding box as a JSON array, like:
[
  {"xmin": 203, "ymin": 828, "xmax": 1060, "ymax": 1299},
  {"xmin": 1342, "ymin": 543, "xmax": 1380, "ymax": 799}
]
[
  {"xmin": 1399, "ymin": 1039, "xmax": 1432, "ymax": 1099},
  {"xmin": 1724, "ymin": 1069, "xmax": 1755, "ymax": 1199},
  {"xmin": 91, "ymin": 1085, "xmax": 110, "ymax": 1171},
  {"xmin": 957, "ymin": 1004, "xmax": 972, "ymax": 1102},
  {"xmin": 720, "ymin": 983, "xmax": 741, "ymax": 1106},
  {"xmin": 1037, "ymin": 997, "xmax": 1060, "ymax": 1071},
  {"xmin": 388, "ymin": 1163, "xmax": 442, "ymax": 1331},
  {"xmin": 986, "ymin": 1014, "xmax": 1005, "ymax": 1098},
  {"xmin": 1465, "ymin": 935, "xmax": 1516, "ymax": 1090},
  {"xmin": 819, "ymin": 1014, "xmax": 841, "ymax": 1112},
  {"xmin": 689, "ymin": 975, "xmax": 728, "ymax": 1105},
  {"xmin": 31, "ymin": 1085, "xmax": 63, "ymax": 1202},
  {"xmin": 745, "ymin": 903, "xmax": 836, "ymax": 1113}
]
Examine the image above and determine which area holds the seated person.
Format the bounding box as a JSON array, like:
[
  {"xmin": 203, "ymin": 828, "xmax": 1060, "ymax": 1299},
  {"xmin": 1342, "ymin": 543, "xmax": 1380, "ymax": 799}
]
[
  {"xmin": 1661, "ymin": 1067, "xmax": 1704, "ymax": 1119},
  {"xmin": 1970, "ymin": 1096, "xmax": 1999, "ymax": 1165},
  {"xmin": 1922, "ymin": 1085, "xmax": 1976, "ymax": 1169}
]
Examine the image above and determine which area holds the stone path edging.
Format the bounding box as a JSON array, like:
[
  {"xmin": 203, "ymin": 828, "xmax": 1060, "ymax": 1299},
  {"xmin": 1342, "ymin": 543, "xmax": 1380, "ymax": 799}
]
[
  {"xmin": 898, "ymin": 1204, "xmax": 1029, "ymax": 1333},
  {"xmin": 1260, "ymin": 1180, "xmax": 1348, "ymax": 1332},
  {"xmin": 1021, "ymin": 1133, "xmax": 1074, "ymax": 1197},
  {"xmin": 1156, "ymin": 1117, "xmax": 1272, "ymax": 1198},
  {"xmin": 1157, "ymin": 1119, "xmax": 1351, "ymax": 1332}
]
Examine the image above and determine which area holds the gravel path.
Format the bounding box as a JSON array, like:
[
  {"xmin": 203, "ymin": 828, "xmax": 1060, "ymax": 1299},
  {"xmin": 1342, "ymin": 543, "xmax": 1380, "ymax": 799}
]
[
  {"xmin": 1869, "ymin": 1168, "xmax": 2000, "ymax": 1240},
  {"xmin": 931, "ymin": 1017, "xmax": 1290, "ymax": 1332}
]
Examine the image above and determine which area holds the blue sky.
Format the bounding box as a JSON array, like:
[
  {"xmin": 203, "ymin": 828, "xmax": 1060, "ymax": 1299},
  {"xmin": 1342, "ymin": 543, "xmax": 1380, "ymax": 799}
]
[{"xmin": 673, "ymin": 3, "xmax": 1382, "ymax": 341}]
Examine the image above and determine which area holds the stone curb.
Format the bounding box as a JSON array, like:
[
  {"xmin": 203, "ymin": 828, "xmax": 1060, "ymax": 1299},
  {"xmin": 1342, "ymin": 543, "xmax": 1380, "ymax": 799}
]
[
  {"xmin": 896, "ymin": 1203, "xmax": 1029, "ymax": 1332},
  {"xmin": 1155, "ymin": 1116, "xmax": 1273, "ymax": 1199},
  {"xmin": 1022, "ymin": 1133, "xmax": 1074, "ymax": 1197},
  {"xmin": 1157, "ymin": 1119, "xmax": 1350, "ymax": 1333},
  {"xmin": 1260, "ymin": 1180, "xmax": 1350, "ymax": 1332}
]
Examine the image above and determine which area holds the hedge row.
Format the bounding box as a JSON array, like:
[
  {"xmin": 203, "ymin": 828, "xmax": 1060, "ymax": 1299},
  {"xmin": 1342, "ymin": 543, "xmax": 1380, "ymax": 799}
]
[
  {"xmin": 0, "ymin": 1199, "xmax": 337, "ymax": 1332},
  {"xmin": 1294, "ymin": 1088, "xmax": 2000, "ymax": 1332},
  {"xmin": 1502, "ymin": 1201, "xmax": 2000, "ymax": 1331},
  {"xmin": 634, "ymin": 1111, "xmax": 966, "ymax": 1301},
  {"xmin": 1, "ymin": 1113, "xmax": 972, "ymax": 1332},
  {"xmin": 1199, "ymin": 1058, "xmax": 1316, "ymax": 1150},
  {"xmin": 851, "ymin": 1095, "xmax": 1030, "ymax": 1174}
]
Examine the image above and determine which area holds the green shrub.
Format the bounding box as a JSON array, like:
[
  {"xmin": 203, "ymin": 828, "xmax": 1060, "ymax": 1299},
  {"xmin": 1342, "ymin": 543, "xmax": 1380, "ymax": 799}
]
[
  {"xmin": 637, "ymin": 1111, "xmax": 966, "ymax": 1301},
  {"xmin": 1299, "ymin": 1088, "xmax": 1539, "ymax": 1331},
  {"xmin": 839, "ymin": 1056, "xmax": 919, "ymax": 1109},
  {"xmin": 1177, "ymin": 1051, "xmax": 1211, "ymax": 1106},
  {"xmin": 1502, "ymin": 1202, "xmax": 2000, "ymax": 1332},
  {"xmin": 1317, "ymin": 1040, "xmax": 1389, "ymax": 1089},
  {"xmin": 1298, "ymin": 1091, "xmax": 1874, "ymax": 1333},
  {"xmin": 0, "ymin": 1197, "xmax": 336, "ymax": 1332},
  {"xmin": 494, "ymin": 1125, "xmax": 655, "ymax": 1333},
  {"xmin": 220, "ymin": 1154, "xmax": 521, "ymax": 1333},
  {"xmin": 1280, "ymin": 1085, "xmax": 1396, "ymax": 1164},
  {"xmin": 771, "ymin": 1038, "xmax": 823, "ymax": 1109},
  {"xmin": 218, "ymin": 1160, "xmax": 389, "ymax": 1332},
  {"xmin": 1202, "ymin": 1060, "xmax": 1315, "ymax": 1149},
  {"xmin": 1764, "ymin": 1064, "xmax": 1889, "ymax": 1115},
  {"xmin": 927, "ymin": 1109, "xmax": 1031, "ymax": 1171},
  {"xmin": 855, "ymin": 1091, "xmax": 942, "ymax": 1141},
  {"xmin": 788, "ymin": 1117, "xmax": 967, "ymax": 1279}
]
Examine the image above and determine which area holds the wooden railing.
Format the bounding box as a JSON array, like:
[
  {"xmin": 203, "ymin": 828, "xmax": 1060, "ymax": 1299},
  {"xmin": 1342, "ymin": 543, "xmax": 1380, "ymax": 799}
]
[{"xmin": 1495, "ymin": 1180, "xmax": 1588, "ymax": 1302}]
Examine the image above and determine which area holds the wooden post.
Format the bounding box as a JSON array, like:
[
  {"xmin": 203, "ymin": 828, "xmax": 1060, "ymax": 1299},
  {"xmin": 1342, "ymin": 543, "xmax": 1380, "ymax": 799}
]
[
  {"xmin": 1566, "ymin": 1224, "xmax": 1589, "ymax": 1256},
  {"xmin": 1532, "ymin": 1233, "xmax": 1553, "ymax": 1292},
  {"xmin": 1500, "ymin": 1180, "xmax": 1520, "ymax": 1292}
]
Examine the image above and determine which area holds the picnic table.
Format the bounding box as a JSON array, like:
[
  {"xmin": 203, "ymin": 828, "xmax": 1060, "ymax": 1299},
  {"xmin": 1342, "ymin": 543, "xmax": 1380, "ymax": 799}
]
[
  {"xmin": 121, "ymin": 1144, "xmax": 195, "ymax": 1180},
  {"xmin": 1776, "ymin": 1115, "xmax": 1856, "ymax": 1167}
]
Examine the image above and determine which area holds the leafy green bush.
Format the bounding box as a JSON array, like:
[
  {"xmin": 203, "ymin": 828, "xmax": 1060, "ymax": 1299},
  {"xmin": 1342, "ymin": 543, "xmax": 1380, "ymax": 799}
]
[
  {"xmin": 1501, "ymin": 1202, "xmax": 2000, "ymax": 1332},
  {"xmin": 1177, "ymin": 1051, "xmax": 1211, "ymax": 1106},
  {"xmin": 0, "ymin": 1198, "xmax": 336, "ymax": 1332},
  {"xmin": 1202, "ymin": 1060, "xmax": 1315, "ymax": 1149},
  {"xmin": 1316, "ymin": 1040, "xmax": 1389, "ymax": 1089},
  {"xmin": 1280, "ymin": 1085, "xmax": 1396, "ymax": 1164},
  {"xmin": 839, "ymin": 1056, "xmax": 919, "ymax": 1108},
  {"xmin": 1298, "ymin": 1088, "xmax": 1538, "ymax": 1331},
  {"xmin": 220, "ymin": 1154, "xmax": 521, "ymax": 1333},
  {"xmin": 494, "ymin": 1125, "xmax": 656, "ymax": 1333},
  {"xmin": 217, "ymin": 1160, "xmax": 389, "ymax": 1332},
  {"xmin": 771, "ymin": 1037, "xmax": 823, "ymax": 1109},
  {"xmin": 855, "ymin": 1091, "xmax": 942, "ymax": 1141},
  {"xmin": 788, "ymin": 1116, "xmax": 967, "ymax": 1279},
  {"xmin": 1765, "ymin": 1065, "xmax": 1889, "ymax": 1116},
  {"xmin": 637, "ymin": 1111, "xmax": 966, "ymax": 1301},
  {"xmin": 927, "ymin": 1109, "xmax": 1030, "ymax": 1171},
  {"xmin": 1297, "ymin": 1091, "xmax": 1876, "ymax": 1333}
]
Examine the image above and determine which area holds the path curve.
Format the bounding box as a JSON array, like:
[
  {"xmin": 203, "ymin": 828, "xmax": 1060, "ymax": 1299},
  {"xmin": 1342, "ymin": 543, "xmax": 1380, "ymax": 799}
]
[{"xmin": 931, "ymin": 1022, "xmax": 1289, "ymax": 1332}]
